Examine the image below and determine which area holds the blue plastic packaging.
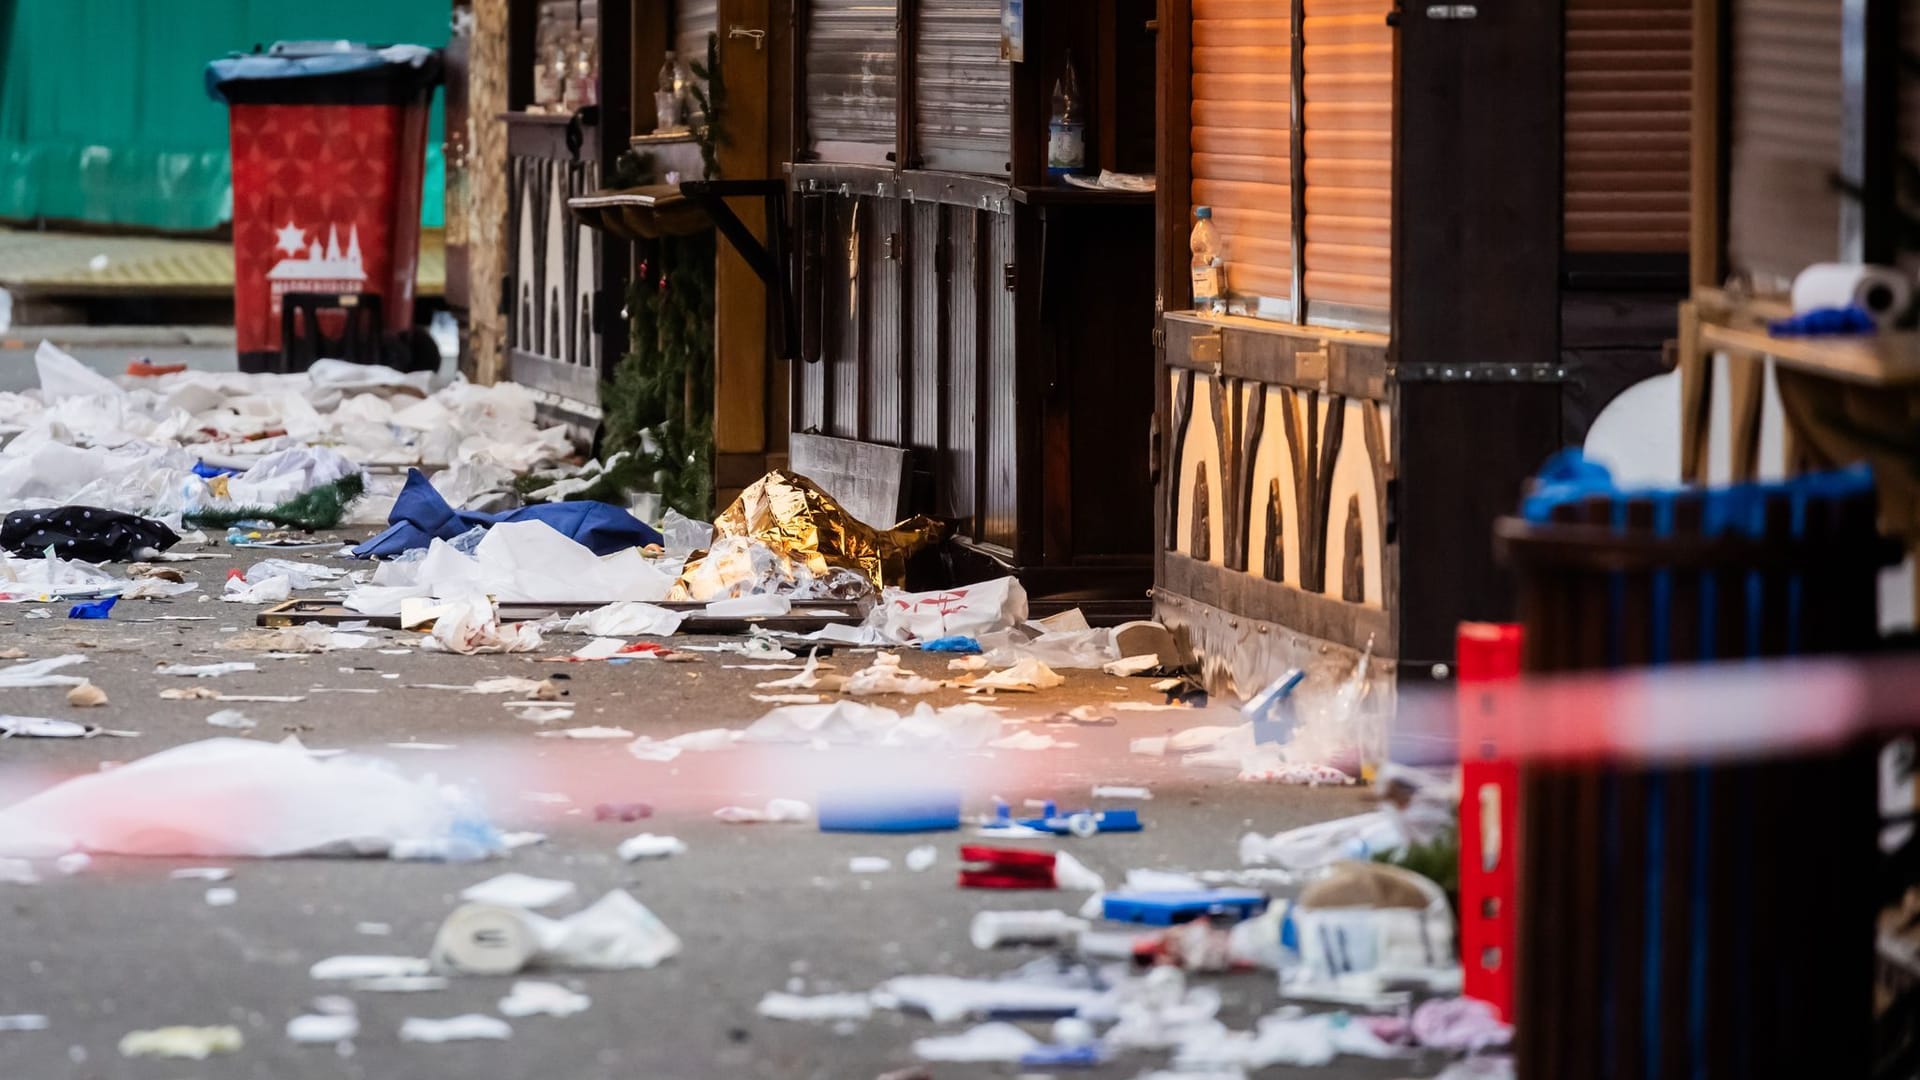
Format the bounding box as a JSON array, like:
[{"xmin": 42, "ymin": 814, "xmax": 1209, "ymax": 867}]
[
  {"xmin": 817, "ymin": 791, "xmax": 963, "ymax": 833},
  {"xmin": 1100, "ymin": 888, "xmax": 1267, "ymax": 927},
  {"xmin": 67, "ymin": 597, "xmax": 117, "ymax": 619},
  {"xmin": 980, "ymin": 800, "xmax": 1144, "ymax": 837},
  {"xmin": 921, "ymin": 635, "xmax": 982, "ymax": 654}
]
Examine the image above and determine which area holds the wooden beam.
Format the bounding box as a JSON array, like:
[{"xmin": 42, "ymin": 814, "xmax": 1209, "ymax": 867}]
[
  {"xmin": 469, "ymin": 0, "xmax": 513, "ymax": 385},
  {"xmin": 1689, "ymin": 0, "xmax": 1724, "ymax": 289},
  {"xmin": 713, "ymin": 0, "xmax": 773, "ymax": 464},
  {"xmin": 1677, "ymin": 300, "xmax": 1714, "ymax": 483}
]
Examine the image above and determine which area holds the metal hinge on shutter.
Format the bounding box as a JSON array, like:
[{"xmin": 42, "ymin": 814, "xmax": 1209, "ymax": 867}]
[
  {"xmin": 1003, "ymin": 263, "xmax": 1017, "ymax": 291},
  {"xmin": 1425, "ymin": 4, "xmax": 1477, "ymax": 19}
]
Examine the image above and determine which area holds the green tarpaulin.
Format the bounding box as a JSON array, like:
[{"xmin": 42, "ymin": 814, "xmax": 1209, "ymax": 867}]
[{"xmin": 0, "ymin": 0, "xmax": 446, "ymax": 232}]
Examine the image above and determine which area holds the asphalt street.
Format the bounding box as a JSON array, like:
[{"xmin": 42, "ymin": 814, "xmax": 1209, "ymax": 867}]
[{"xmin": 0, "ymin": 523, "xmax": 1453, "ymax": 1080}]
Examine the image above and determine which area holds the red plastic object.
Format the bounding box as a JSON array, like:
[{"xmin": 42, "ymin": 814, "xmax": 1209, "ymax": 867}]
[
  {"xmin": 957, "ymin": 845, "xmax": 1058, "ymax": 889},
  {"xmin": 1457, "ymin": 622, "xmax": 1522, "ymax": 1023},
  {"xmin": 126, "ymin": 359, "xmax": 189, "ymax": 377},
  {"xmin": 224, "ymin": 98, "xmax": 431, "ymax": 370}
]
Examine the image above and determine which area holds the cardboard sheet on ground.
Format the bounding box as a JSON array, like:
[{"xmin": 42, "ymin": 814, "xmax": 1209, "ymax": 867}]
[{"xmin": 0, "ymin": 738, "xmax": 498, "ymax": 860}]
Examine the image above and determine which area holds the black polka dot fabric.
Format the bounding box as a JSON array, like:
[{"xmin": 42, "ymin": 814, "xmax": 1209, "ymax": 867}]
[{"xmin": 1, "ymin": 507, "xmax": 181, "ymax": 562}]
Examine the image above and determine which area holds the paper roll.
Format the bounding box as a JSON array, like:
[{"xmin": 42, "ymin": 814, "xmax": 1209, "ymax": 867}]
[
  {"xmin": 1790, "ymin": 263, "xmax": 1914, "ymax": 326},
  {"xmin": 430, "ymin": 903, "xmax": 541, "ymax": 975}
]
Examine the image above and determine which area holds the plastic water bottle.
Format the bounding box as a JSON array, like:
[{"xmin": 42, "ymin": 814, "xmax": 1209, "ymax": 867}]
[
  {"xmin": 1191, "ymin": 206, "xmax": 1224, "ymax": 314},
  {"xmin": 1047, "ymin": 51, "xmax": 1086, "ymax": 181}
]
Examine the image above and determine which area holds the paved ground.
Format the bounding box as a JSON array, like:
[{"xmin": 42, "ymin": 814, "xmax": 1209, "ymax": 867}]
[
  {"xmin": 0, "ymin": 328, "xmax": 238, "ymax": 395},
  {"xmin": 0, "ymin": 534, "xmax": 1455, "ymax": 1079}
]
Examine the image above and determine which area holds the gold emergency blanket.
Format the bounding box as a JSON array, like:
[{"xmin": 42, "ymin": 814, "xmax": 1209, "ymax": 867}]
[{"xmin": 684, "ymin": 471, "xmax": 943, "ymax": 591}]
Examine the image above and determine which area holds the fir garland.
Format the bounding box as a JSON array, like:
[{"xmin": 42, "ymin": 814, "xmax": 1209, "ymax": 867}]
[
  {"xmin": 183, "ymin": 474, "xmax": 366, "ymax": 532},
  {"xmin": 595, "ymin": 32, "xmax": 725, "ymax": 520}
]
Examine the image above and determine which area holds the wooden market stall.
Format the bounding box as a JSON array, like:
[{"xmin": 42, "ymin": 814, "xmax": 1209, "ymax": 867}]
[
  {"xmin": 1676, "ymin": 0, "xmax": 1920, "ymax": 485},
  {"xmin": 784, "ymin": 0, "xmax": 1161, "ymax": 614},
  {"xmin": 1152, "ymin": 0, "xmax": 1696, "ymax": 691}
]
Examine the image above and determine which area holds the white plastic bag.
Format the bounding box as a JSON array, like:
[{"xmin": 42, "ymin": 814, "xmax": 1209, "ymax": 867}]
[
  {"xmin": 876, "ymin": 577, "xmax": 1028, "ymax": 642},
  {"xmin": 0, "ymin": 737, "xmax": 498, "ymax": 860}
]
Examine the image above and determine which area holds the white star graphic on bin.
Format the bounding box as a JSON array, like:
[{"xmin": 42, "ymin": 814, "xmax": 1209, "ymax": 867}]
[{"xmin": 273, "ymin": 221, "xmax": 306, "ymax": 256}]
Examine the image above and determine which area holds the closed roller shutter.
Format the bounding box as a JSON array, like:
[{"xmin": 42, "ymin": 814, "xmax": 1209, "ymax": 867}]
[
  {"xmin": 1563, "ymin": 0, "xmax": 1691, "ymax": 254},
  {"xmin": 1301, "ymin": 0, "xmax": 1391, "ymax": 330},
  {"xmin": 916, "ymin": 0, "xmax": 1011, "ymax": 174},
  {"xmin": 806, "ymin": 0, "xmax": 900, "ymax": 163},
  {"xmin": 676, "ymin": 0, "xmax": 720, "ymax": 71},
  {"xmin": 1191, "ymin": 0, "xmax": 1294, "ymax": 318},
  {"xmin": 1726, "ymin": 0, "xmax": 1843, "ymax": 289}
]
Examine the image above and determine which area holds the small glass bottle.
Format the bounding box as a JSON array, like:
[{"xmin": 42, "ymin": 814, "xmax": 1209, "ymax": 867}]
[
  {"xmin": 533, "ymin": 27, "xmax": 565, "ymax": 110},
  {"xmin": 1047, "ymin": 50, "xmax": 1086, "ymax": 181},
  {"xmin": 655, "ymin": 50, "xmax": 682, "ymax": 132},
  {"xmin": 1191, "ymin": 206, "xmax": 1225, "ymax": 315},
  {"xmin": 565, "ymin": 26, "xmax": 598, "ymax": 109}
]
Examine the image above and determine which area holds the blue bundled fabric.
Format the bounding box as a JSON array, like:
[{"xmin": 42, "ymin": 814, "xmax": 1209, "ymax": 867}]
[{"xmin": 352, "ymin": 469, "xmax": 662, "ymax": 559}]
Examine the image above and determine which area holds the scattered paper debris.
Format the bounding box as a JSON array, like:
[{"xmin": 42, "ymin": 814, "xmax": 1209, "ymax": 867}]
[
  {"xmin": 205, "ymin": 709, "xmax": 256, "ymax": 730},
  {"xmin": 913, "ymin": 1021, "xmax": 1041, "ymax": 1063},
  {"xmin": 398, "ymin": 1015, "xmax": 512, "ymax": 1043},
  {"xmin": 286, "ymin": 1013, "xmax": 358, "ymax": 1044},
  {"xmin": 0, "ymin": 655, "xmax": 89, "ymax": 688},
  {"xmin": 155, "ymin": 662, "xmax": 257, "ymax": 678},
  {"xmin": 756, "ymin": 992, "xmax": 874, "ymax": 1023},
  {"xmin": 715, "ymin": 799, "xmax": 812, "ymax": 824},
  {"xmin": 843, "ymin": 653, "xmax": 942, "ymax": 697},
  {"xmin": 849, "ymin": 856, "xmax": 892, "ymax": 874},
  {"xmin": 968, "ymin": 658, "xmax": 1066, "ymax": 693},
  {"xmin": 204, "ymin": 887, "xmax": 237, "ymax": 906},
  {"xmin": 498, "ymin": 980, "xmax": 591, "ymax": 1019},
  {"xmin": 0, "ymin": 715, "xmax": 138, "ymax": 738},
  {"xmin": 170, "ymin": 867, "xmax": 231, "ymax": 882},
  {"xmin": 65, "ymin": 682, "xmax": 108, "ymax": 708},
  {"xmin": 118, "ymin": 1025, "xmax": 243, "ymax": 1060},
  {"xmin": 906, "ymin": 845, "xmax": 938, "ymax": 872},
  {"xmin": 617, "ymin": 834, "xmax": 687, "ymax": 861},
  {"xmin": 563, "ymin": 601, "xmax": 683, "ymax": 637},
  {"xmin": 310, "ymin": 956, "xmax": 433, "ymax": 981},
  {"xmin": 460, "ymin": 873, "xmax": 578, "ymax": 910},
  {"xmin": 534, "ymin": 726, "xmax": 633, "ymax": 740}
]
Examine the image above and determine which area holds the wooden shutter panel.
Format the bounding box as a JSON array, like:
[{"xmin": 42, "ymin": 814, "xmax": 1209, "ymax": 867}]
[
  {"xmin": 676, "ymin": 0, "xmax": 719, "ymax": 70},
  {"xmin": 1191, "ymin": 0, "xmax": 1294, "ymax": 318},
  {"xmin": 1563, "ymin": 0, "xmax": 1691, "ymax": 254},
  {"xmin": 1301, "ymin": 0, "xmax": 1391, "ymax": 330},
  {"xmin": 806, "ymin": 0, "xmax": 899, "ymax": 163},
  {"xmin": 1726, "ymin": 0, "xmax": 1843, "ymax": 289},
  {"xmin": 915, "ymin": 0, "xmax": 1011, "ymax": 174}
]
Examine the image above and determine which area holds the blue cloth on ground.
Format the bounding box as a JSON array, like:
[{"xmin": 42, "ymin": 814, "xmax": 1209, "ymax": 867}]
[
  {"xmin": 921, "ymin": 635, "xmax": 982, "ymax": 654},
  {"xmin": 351, "ymin": 469, "xmax": 663, "ymax": 559}
]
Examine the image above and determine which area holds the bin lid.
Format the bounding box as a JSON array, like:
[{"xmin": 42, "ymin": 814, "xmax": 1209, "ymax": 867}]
[{"xmin": 206, "ymin": 41, "xmax": 443, "ymax": 105}]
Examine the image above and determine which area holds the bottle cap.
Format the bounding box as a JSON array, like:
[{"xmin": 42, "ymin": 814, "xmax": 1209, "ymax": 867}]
[{"xmin": 1194, "ymin": 206, "xmax": 1212, "ymax": 219}]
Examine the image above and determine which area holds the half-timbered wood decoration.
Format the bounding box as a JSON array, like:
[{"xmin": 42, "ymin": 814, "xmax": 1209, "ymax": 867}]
[
  {"xmin": 499, "ymin": 0, "xmax": 632, "ymax": 436},
  {"xmin": 1155, "ymin": 0, "xmax": 1695, "ymax": 694}
]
